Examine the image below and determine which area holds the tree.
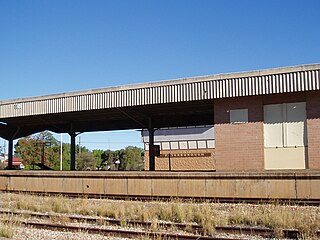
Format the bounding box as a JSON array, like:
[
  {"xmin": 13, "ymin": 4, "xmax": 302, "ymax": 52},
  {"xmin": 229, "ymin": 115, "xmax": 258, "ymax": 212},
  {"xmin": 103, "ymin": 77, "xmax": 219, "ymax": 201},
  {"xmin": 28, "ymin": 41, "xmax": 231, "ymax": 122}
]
[
  {"xmin": 100, "ymin": 146, "xmax": 144, "ymax": 171},
  {"xmin": 122, "ymin": 146, "xmax": 144, "ymax": 170},
  {"xmin": 76, "ymin": 152, "xmax": 96, "ymax": 170},
  {"xmin": 92, "ymin": 149, "xmax": 104, "ymax": 169},
  {"xmin": 15, "ymin": 131, "xmax": 60, "ymax": 169},
  {"xmin": 51, "ymin": 142, "xmax": 70, "ymax": 171},
  {"xmin": 101, "ymin": 149, "xmax": 119, "ymax": 170},
  {"xmin": 14, "ymin": 131, "xmax": 144, "ymax": 171}
]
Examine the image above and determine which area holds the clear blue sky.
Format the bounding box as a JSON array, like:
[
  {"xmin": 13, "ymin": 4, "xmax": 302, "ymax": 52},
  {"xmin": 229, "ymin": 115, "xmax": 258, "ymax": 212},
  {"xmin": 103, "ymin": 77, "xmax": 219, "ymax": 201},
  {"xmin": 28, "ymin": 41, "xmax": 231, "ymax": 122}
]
[{"xmin": 1, "ymin": 0, "xmax": 319, "ymax": 151}]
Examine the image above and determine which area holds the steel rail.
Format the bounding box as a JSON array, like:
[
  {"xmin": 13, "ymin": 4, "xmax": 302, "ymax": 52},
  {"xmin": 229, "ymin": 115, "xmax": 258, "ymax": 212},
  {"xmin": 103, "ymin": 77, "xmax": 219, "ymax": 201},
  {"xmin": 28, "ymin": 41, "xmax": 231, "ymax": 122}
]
[
  {"xmin": 0, "ymin": 218, "xmax": 245, "ymax": 240},
  {"xmin": 1, "ymin": 209, "xmax": 319, "ymax": 239}
]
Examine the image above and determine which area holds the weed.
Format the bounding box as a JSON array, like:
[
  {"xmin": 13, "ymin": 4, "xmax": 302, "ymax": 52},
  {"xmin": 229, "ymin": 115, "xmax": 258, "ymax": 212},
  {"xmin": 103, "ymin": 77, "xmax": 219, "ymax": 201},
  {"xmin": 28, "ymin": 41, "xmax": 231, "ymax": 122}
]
[
  {"xmin": 120, "ymin": 218, "xmax": 127, "ymax": 228},
  {"xmin": 0, "ymin": 222, "xmax": 15, "ymax": 239},
  {"xmin": 150, "ymin": 218, "xmax": 158, "ymax": 232},
  {"xmin": 49, "ymin": 215, "xmax": 71, "ymax": 225},
  {"xmin": 1, "ymin": 193, "xmax": 319, "ymax": 238}
]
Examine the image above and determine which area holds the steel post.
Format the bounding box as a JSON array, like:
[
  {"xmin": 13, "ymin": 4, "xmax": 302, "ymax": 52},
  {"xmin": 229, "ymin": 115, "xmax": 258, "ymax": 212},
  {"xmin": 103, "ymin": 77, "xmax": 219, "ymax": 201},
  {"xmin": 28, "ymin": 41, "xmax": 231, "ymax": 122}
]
[
  {"xmin": 8, "ymin": 139, "xmax": 13, "ymax": 170},
  {"xmin": 148, "ymin": 118, "xmax": 155, "ymax": 171},
  {"xmin": 70, "ymin": 130, "xmax": 76, "ymax": 171}
]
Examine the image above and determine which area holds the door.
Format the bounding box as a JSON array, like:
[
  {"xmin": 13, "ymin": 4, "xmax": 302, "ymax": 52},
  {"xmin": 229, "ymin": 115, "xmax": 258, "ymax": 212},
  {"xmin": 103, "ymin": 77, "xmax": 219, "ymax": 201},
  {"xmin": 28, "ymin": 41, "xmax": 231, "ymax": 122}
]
[{"xmin": 264, "ymin": 102, "xmax": 307, "ymax": 169}]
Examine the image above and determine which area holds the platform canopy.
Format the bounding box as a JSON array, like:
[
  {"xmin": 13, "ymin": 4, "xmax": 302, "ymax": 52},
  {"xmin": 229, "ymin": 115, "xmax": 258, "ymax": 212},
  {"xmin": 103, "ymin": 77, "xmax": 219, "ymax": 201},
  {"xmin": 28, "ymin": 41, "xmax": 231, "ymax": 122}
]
[
  {"xmin": 0, "ymin": 63, "xmax": 319, "ymax": 140},
  {"xmin": 0, "ymin": 100, "xmax": 214, "ymax": 140}
]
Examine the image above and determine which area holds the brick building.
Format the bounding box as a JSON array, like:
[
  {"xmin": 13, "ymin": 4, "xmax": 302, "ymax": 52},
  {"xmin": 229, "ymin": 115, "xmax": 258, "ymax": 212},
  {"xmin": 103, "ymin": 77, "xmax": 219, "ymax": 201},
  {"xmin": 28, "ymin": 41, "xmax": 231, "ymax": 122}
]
[
  {"xmin": 143, "ymin": 66, "xmax": 320, "ymax": 171},
  {"xmin": 1, "ymin": 64, "xmax": 319, "ymax": 171}
]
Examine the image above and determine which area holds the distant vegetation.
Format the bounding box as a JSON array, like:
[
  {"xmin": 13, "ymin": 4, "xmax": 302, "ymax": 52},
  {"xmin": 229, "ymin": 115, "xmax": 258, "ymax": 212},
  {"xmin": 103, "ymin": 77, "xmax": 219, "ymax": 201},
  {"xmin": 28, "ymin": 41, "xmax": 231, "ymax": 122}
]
[{"xmin": 14, "ymin": 131, "xmax": 144, "ymax": 171}]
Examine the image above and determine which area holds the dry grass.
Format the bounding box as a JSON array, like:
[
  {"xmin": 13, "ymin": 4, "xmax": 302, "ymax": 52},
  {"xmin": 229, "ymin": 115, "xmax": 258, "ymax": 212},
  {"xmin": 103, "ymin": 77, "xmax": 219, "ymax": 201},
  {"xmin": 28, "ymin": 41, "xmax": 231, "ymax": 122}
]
[
  {"xmin": 226, "ymin": 203, "xmax": 320, "ymax": 239},
  {"xmin": 49, "ymin": 215, "xmax": 71, "ymax": 225},
  {"xmin": 0, "ymin": 222, "xmax": 15, "ymax": 238},
  {"xmin": 0, "ymin": 193, "xmax": 319, "ymax": 238}
]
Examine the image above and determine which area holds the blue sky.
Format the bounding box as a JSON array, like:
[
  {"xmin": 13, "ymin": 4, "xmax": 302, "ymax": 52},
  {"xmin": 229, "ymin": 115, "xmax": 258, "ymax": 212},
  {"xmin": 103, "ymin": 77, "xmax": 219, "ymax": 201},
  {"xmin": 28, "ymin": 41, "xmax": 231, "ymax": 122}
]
[{"xmin": 0, "ymin": 0, "xmax": 319, "ymax": 151}]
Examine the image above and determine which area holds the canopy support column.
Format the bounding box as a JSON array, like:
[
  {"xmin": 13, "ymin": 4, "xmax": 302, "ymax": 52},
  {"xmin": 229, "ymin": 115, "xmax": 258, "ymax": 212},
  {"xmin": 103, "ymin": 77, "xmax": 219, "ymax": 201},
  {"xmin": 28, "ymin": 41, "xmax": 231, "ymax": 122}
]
[
  {"xmin": 8, "ymin": 139, "xmax": 13, "ymax": 170},
  {"xmin": 69, "ymin": 125, "xmax": 76, "ymax": 171},
  {"xmin": 148, "ymin": 118, "xmax": 155, "ymax": 171}
]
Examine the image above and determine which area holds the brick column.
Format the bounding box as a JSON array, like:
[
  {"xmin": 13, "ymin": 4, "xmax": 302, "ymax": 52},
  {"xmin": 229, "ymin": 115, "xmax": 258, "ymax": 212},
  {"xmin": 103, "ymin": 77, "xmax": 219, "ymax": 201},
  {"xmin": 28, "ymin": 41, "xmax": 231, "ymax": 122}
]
[{"xmin": 306, "ymin": 91, "xmax": 320, "ymax": 170}]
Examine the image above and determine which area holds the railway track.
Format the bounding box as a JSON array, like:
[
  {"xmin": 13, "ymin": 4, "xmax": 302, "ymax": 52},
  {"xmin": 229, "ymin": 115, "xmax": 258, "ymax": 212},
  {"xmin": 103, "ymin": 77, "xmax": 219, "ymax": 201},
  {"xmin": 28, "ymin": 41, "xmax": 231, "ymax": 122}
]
[
  {"xmin": 14, "ymin": 220, "xmax": 247, "ymax": 240},
  {"xmin": 4, "ymin": 190, "xmax": 320, "ymax": 206},
  {"xmin": 1, "ymin": 209, "xmax": 319, "ymax": 239}
]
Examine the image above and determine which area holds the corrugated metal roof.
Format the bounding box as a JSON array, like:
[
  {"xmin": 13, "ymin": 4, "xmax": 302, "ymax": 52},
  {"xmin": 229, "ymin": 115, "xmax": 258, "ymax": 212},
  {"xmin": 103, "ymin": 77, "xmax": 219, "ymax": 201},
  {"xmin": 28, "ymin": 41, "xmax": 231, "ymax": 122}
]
[{"xmin": 1, "ymin": 64, "xmax": 319, "ymax": 119}]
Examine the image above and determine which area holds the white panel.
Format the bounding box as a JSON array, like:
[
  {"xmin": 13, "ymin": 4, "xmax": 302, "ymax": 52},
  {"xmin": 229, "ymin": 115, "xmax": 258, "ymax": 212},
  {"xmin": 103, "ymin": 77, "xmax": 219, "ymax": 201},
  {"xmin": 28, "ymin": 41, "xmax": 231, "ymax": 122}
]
[
  {"xmin": 170, "ymin": 142, "xmax": 179, "ymax": 150},
  {"xmin": 207, "ymin": 140, "xmax": 215, "ymax": 148},
  {"xmin": 230, "ymin": 109, "xmax": 248, "ymax": 123},
  {"xmin": 285, "ymin": 102, "xmax": 307, "ymax": 147},
  {"xmin": 264, "ymin": 102, "xmax": 308, "ymax": 170},
  {"xmin": 286, "ymin": 121, "xmax": 305, "ymax": 147},
  {"xmin": 264, "ymin": 104, "xmax": 283, "ymax": 123},
  {"xmin": 188, "ymin": 141, "xmax": 197, "ymax": 149},
  {"xmin": 286, "ymin": 102, "xmax": 306, "ymax": 122},
  {"xmin": 264, "ymin": 147, "xmax": 306, "ymax": 169},
  {"xmin": 161, "ymin": 142, "xmax": 170, "ymax": 150},
  {"xmin": 142, "ymin": 126, "xmax": 214, "ymax": 142},
  {"xmin": 179, "ymin": 141, "xmax": 188, "ymax": 150},
  {"xmin": 264, "ymin": 104, "xmax": 283, "ymax": 147},
  {"xmin": 197, "ymin": 140, "xmax": 207, "ymax": 149}
]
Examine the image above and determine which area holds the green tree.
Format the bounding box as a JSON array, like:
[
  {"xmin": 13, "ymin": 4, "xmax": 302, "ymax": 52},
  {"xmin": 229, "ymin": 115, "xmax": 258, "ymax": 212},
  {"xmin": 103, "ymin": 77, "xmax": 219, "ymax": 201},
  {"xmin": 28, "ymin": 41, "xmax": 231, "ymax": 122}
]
[
  {"xmin": 100, "ymin": 146, "xmax": 144, "ymax": 171},
  {"xmin": 51, "ymin": 142, "xmax": 70, "ymax": 171},
  {"xmin": 15, "ymin": 131, "xmax": 144, "ymax": 171},
  {"xmin": 15, "ymin": 131, "xmax": 60, "ymax": 169},
  {"xmin": 92, "ymin": 149, "xmax": 104, "ymax": 169},
  {"xmin": 122, "ymin": 146, "xmax": 144, "ymax": 170},
  {"xmin": 101, "ymin": 149, "xmax": 118, "ymax": 170}
]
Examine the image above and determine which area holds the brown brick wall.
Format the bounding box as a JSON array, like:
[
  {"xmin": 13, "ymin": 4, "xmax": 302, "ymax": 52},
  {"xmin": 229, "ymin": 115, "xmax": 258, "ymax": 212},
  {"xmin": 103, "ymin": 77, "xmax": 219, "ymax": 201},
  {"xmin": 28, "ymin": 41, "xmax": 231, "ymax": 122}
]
[
  {"xmin": 214, "ymin": 96, "xmax": 264, "ymax": 171},
  {"xmin": 144, "ymin": 149, "xmax": 215, "ymax": 170},
  {"xmin": 307, "ymin": 91, "xmax": 320, "ymax": 169},
  {"xmin": 214, "ymin": 92, "xmax": 320, "ymax": 171},
  {"xmin": 143, "ymin": 91, "xmax": 320, "ymax": 171}
]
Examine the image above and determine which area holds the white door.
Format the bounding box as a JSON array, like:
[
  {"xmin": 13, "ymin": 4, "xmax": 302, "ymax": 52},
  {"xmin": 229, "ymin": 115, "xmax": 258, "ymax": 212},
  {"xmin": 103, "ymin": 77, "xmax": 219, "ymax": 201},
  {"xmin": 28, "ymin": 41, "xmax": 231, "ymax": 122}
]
[{"xmin": 264, "ymin": 102, "xmax": 307, "ymax": 169}]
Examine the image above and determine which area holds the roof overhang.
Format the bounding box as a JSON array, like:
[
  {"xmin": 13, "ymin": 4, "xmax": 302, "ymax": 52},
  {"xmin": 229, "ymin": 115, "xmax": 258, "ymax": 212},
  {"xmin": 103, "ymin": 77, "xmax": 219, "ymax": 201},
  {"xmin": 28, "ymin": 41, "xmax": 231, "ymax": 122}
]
[{"xmin": 0, "ymin": 64, "xmax": 319, "ymax": 139}]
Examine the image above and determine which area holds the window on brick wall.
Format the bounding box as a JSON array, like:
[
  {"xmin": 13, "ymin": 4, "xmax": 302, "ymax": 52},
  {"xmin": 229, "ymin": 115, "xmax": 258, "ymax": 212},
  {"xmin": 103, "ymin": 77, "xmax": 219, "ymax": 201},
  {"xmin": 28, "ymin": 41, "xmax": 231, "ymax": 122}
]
[{"xmin": 230, "ymin": 109, "xmax": 248, "ymax": 123}]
